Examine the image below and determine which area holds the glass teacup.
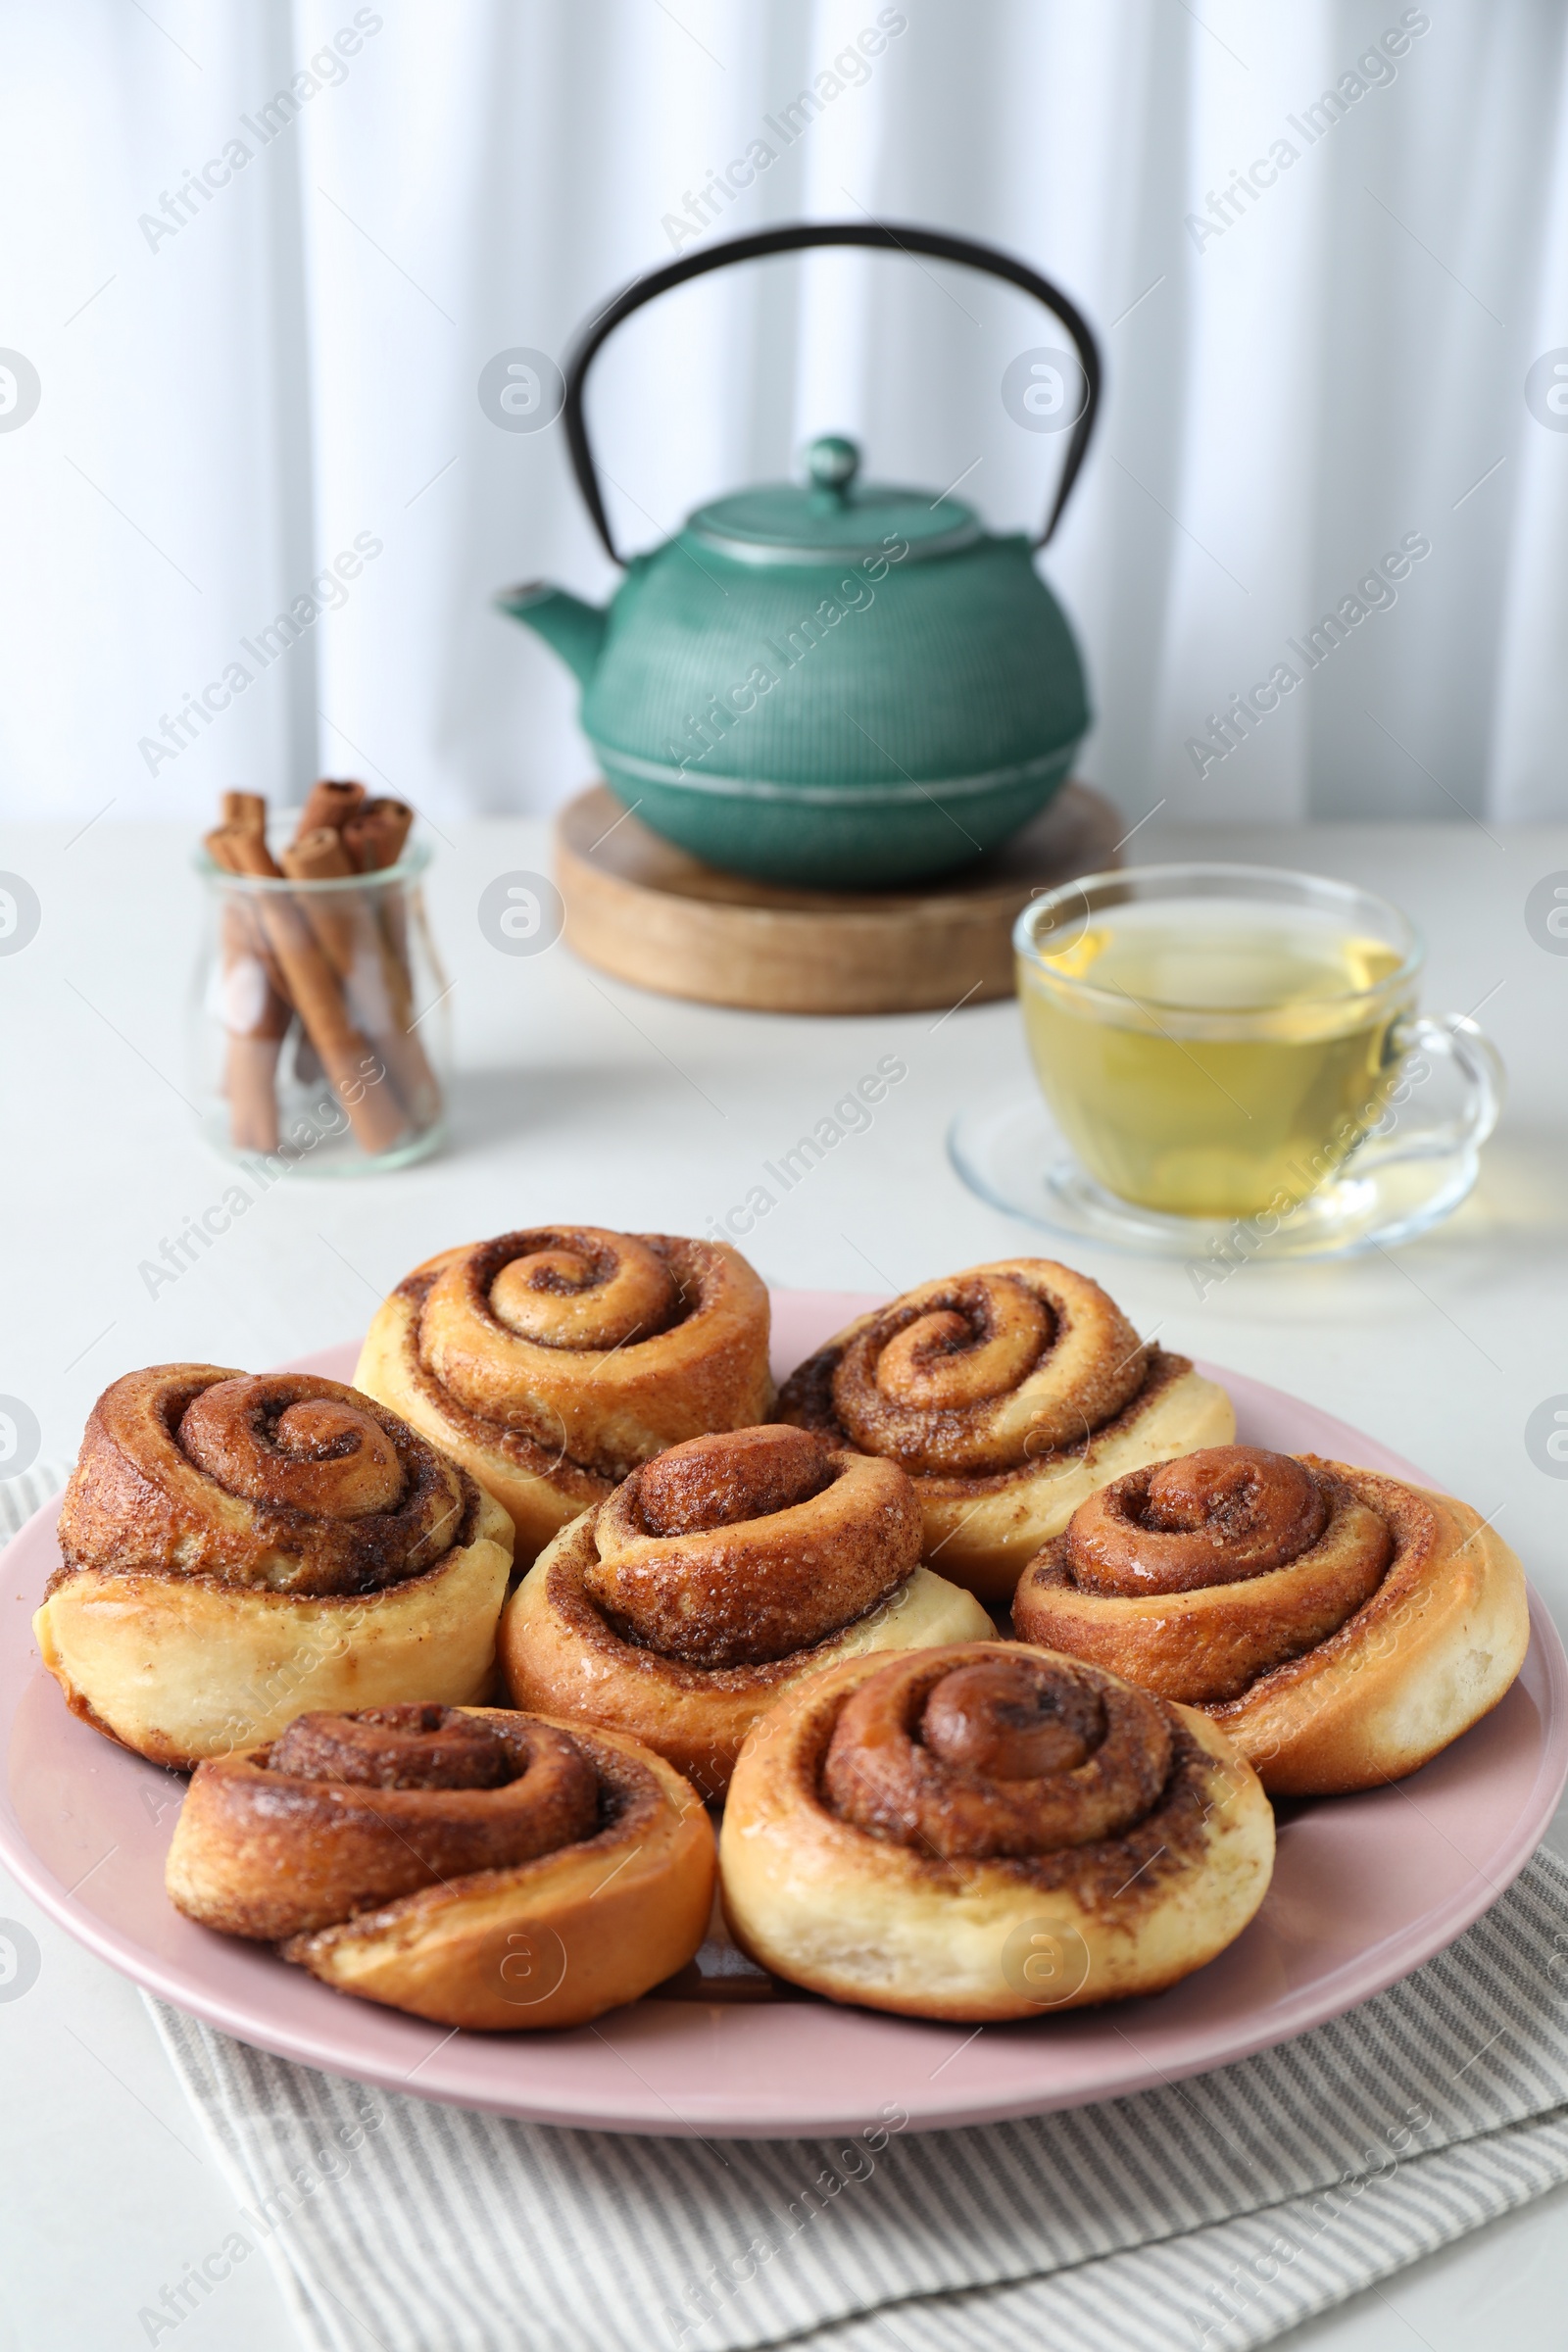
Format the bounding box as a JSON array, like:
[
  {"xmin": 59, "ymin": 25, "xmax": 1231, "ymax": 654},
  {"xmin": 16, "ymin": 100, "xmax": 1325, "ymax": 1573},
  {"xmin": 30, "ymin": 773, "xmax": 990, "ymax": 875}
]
[{"xmin": 951, "ymin": 863, "xmax": 1502, "ymax": 1259}]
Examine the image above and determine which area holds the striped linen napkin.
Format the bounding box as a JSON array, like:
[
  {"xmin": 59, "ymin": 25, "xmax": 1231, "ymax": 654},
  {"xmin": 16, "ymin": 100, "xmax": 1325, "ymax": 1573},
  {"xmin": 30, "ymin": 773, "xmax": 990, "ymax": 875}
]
[
  {"xmin": 143, "ymin": 1838, "xmax": 1568, "ymax": 2352},
  {"xmin": 9, "ymin": 1468, "xmax": 1568, "ymax": 2350}
]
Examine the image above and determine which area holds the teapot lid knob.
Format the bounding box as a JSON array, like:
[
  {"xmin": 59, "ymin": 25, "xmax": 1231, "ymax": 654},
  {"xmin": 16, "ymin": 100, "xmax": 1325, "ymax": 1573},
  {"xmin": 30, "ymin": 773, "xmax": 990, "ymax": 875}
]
[{"xmin": 805, "ymin": 434, "xmax": 859, "ymax": 506}]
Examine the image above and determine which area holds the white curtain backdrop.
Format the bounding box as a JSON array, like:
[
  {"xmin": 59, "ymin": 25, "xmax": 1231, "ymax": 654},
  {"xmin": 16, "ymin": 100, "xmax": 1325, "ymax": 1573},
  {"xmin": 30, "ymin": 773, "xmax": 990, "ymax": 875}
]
[{"xmin": 2, "ymin": 0, "xmax": 1565, "ymax": 829}]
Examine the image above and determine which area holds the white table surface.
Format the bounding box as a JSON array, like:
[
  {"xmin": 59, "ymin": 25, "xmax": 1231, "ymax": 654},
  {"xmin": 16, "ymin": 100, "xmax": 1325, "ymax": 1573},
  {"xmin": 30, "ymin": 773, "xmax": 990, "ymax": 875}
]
[{"xmin": 1, "ymin": 812, "xmax": 1565, "ymax": 2351}]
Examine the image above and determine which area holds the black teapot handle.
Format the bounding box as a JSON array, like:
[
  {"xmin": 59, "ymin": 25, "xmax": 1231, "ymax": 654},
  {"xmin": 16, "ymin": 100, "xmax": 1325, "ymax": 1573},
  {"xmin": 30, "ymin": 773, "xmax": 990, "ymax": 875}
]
[{"xmin": 561, "ymin": 220, "xmax": 1102, "ymax": 565}]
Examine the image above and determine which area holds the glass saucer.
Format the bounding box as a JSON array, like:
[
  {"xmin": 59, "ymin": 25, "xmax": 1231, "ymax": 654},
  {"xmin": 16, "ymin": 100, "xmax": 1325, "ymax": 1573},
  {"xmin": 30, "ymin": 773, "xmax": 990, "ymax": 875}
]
[{"xmin": 948, "ymin": 1084, "xmax": 1484, "ymax": 1263}]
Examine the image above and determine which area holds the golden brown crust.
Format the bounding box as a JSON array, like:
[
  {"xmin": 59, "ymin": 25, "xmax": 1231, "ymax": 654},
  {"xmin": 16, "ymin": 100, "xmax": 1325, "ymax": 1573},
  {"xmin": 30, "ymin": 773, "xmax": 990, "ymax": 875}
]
[
  {"xmin": 56, "ymin": 1366, "xmax": 477, "ymax": 1596},
  {"xmin": 357, "ymin": 1273, "xmax": 614, "ymax": 1548},
  {"xmin": 34, "ymin": 1486, "xmax": 514, "ymax": 1769},
  {"xmin": 720, "ymin": 1643, "xmax": 1274, "ymax": 2020},
  {"xmin": 353, "ymin": 1229, "xmax": 772, "ymax": 1563},
  {"xmin": 1016, "ymin": 1450, "xmax": 1393, "ymax": 1702},
  {"xmin": 500, "ymin": 1494, "xmax": 994, "ymax": 1800},
  {"xmin": 809, "ymin": 1261, "xmax": 1149, "ymax": 1471},
  {"xmin": 821, "ymin": 1649, "xmax": 1176, "ymax": 1858},
  {"xmin": 778, "ymin": 1260, "xmax": 1135, "ymax": 1464},
  {"xmin": 780, "ymin": 1261, "xmax": 1237, "ymax": 1602},
  {"xmin": 167, "ymin": 1705, "xmax": 714, "ymax": 2030},
  {"xmin": 1013, "ymin": 1448, "xmax": 1532, "ymax": 1793},
  {"xmin": 588, "ymin": 1428, "xmax": 920, "ymax": 1666},
  {"xmin": 166, "ymin": 1705, "xmax": 600, "ymax": 1938},
  {"xmin": 35, "ymin": 1369, "xmax": 514, "ymax": 1768}
]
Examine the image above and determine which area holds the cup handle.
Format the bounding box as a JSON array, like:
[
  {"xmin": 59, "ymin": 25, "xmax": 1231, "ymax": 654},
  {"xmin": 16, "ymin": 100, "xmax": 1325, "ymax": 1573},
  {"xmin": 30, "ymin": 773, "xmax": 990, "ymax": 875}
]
[{"xmin": 1348, "ymin": 1011, "xmax": 1505, "ymax": 1175}]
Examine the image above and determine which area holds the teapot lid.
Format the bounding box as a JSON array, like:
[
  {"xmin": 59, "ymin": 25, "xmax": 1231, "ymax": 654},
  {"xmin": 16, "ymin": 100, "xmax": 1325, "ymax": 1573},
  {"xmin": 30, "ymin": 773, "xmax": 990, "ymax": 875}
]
[{"xmin": 688, "ymin": 435, "xmax": 982, "ymax": 566}]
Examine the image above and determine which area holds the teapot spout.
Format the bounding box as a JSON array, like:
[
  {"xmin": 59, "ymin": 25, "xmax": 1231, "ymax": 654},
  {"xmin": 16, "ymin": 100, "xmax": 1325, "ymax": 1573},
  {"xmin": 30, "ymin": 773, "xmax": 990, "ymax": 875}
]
[{"xmin": 495, "ymin": 581, "xmax": 608, "ymax": 689}]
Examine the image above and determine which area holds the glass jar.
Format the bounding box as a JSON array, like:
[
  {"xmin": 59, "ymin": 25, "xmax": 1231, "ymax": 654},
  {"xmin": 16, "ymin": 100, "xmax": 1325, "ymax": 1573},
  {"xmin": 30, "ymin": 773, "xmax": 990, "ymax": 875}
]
[{"xmin": 191, "ymin": 835, "xmax": 448, "ymax": 1175}]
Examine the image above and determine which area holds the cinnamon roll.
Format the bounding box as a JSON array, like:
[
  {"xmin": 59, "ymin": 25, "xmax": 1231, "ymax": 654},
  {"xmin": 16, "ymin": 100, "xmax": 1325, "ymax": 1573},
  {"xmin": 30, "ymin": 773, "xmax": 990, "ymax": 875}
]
[
  {"xmin": 354, "ymin": 1226, "xmax": 772, "ymax": 1563},
  {"xmin": 167, "ymin": 1703, "xmax": 713, "ymax": 2029},
  {"xmin": 34, "ymin": 1367, "xmax": 513, "ymax": 1769},
  {"xmin": 500, "ymin": 1424, "xmax": 994, "ymax": 1797},
  {"xmin": 1012, "ymin": 1445, "xmax": 1531, "ymax": 1793},
  {"xmin": 778, "ymin": 1259, "xmax": 1234, "ymax": 1602},
  {"xmin": 721, "ymin": 1642, "xmax": 1273, "ymax": 2019}
]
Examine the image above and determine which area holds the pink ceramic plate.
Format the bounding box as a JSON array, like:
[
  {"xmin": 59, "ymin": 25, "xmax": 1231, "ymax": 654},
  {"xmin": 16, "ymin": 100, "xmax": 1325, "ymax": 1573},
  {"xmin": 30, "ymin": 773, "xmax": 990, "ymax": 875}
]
[{"xmin": 3, "ymin": 1292, "xmax": 1564, "ymax": 2139}]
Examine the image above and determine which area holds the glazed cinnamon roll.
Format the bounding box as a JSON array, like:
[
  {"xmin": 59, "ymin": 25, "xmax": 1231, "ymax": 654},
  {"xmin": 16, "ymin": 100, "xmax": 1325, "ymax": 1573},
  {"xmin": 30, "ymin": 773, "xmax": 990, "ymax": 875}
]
[
  {"xmin": 500, "ymin": 1424, "xmax": 993, "ymax": 1797},
  {"xmin": 1012, "ymin": 1446, "xmax": 1531, "ymax": 1793},
  {"xmin": 35, "ymin": 1367, "xmax": 513, "ymax": 1768},
  {"xmin": 354, "ymin": 1227, "xmax": 772, "ymax": 1563},
  {"xmin": 167, "ymin": 1703, "xmax": 713, "ymax": 2029},
  {"xmin": 721, "ymin": 1642, "xmax": 1273, "ymax": 2019},
  {"xmin": 778, "ymin": 1259, "xmax": 1234, "ymax": 1602}
]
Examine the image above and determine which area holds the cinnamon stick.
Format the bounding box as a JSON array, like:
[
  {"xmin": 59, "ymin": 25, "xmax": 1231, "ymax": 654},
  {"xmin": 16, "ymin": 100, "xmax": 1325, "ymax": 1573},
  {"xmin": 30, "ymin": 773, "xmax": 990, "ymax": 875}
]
[
  {"xmin": 215, "ymin": 934, "xmax": 288, "ymax": 1151},
  {"xmin": 269, "ymin": 772, "xmax": 323, "ymax": 1087},
  {"xmin": 205, "ymin": 825, "xmax": 290, "ymax": 1152},
  {"xmin": 280, "ymin": 827, "xmax": 441, "ymax": 1127},
  {"xmin": 342, "ymin": 798, "xmax": 419, "ymax": 1041},
  {"xmin": 293, "ymin": 778, "xmax": 366, "ymax": 844},
  {"xmin": 210, "ymin": 825, "xmax": 408, "ymax": 1155},
  {"xmin": 207, "ymin": 815, "xmax": 289, "ymax": 1002},
  {"xmin": 341, "ymin": 798, "xmax": 414, "ymax": 872},
  {"xmin": 221, "ymin": 791, "xmax": 269, "ymax": 836},
  {"xmin": 207, "ymin": 821, "xmax": 280, "ymax": 880},
  {"xmin": 279, "ymin": 826, "xmax": 363, "ymax": 972}
]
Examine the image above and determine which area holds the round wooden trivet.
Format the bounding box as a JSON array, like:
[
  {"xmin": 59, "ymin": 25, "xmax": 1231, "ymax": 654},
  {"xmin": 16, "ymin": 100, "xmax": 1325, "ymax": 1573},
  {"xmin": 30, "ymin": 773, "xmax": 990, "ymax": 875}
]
[{"xmin": 553, "ymin": 780, "xmax": 1125, "ymax": 1015}]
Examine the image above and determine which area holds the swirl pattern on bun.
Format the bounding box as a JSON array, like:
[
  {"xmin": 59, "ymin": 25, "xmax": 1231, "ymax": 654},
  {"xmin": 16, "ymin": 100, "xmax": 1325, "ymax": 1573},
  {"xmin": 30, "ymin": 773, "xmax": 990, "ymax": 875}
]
[
  {"xmin": 778, "ymin": 1259, "xmax": 1235, "ymax": 1601},
  {"xmin": 501, "ymin": 1425, "xmax": 994, "ymax": 1797},
  {"xmin": 354, "ymin": 1227, "xmax": 772, "ymax": 1562},
  {"xmin": 1012, "ymin": 1445, "xmax": 1531, "ymax": 1792},
  {"xmin": 167, "ymin": 1703, "xmax": 714, "ymax": 2028},
  {"xmin": 35, "ymin": 1367, "xmax": 514, "ymax": 1768},
  {"xmin": 720, "ymin": 1642, "xmax": 1273, "ymax": 2019}
]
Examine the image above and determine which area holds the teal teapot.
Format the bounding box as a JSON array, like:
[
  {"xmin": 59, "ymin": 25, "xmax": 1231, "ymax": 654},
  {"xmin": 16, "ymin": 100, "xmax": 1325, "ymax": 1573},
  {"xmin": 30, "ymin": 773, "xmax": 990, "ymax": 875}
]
[{"xmin": 499, "ymin": 222, "xmax": 1101, "ymax": 889}]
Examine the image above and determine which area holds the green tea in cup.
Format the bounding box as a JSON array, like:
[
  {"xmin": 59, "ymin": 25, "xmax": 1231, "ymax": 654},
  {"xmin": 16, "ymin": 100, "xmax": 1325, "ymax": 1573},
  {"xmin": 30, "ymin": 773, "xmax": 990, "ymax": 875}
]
[{"xmin": 1014, "ymin": 867, "xmax": 1422, "ymax": 1219}]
